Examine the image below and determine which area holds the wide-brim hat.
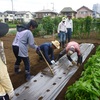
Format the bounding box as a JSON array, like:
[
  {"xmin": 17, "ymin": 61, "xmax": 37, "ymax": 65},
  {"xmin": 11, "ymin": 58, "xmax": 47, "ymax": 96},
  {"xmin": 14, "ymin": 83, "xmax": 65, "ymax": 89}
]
[
  {"xmin": 0, "ymin": 23, "xmax": 9, "ymax": 37},
  {"xmin": 52, "ymin": 40, "xmax": 60, "ymax": 49}
]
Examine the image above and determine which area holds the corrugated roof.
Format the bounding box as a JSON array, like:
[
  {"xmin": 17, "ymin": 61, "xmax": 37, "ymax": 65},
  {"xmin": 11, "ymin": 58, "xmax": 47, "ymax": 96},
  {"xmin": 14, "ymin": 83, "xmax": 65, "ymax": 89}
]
[{"xmin": 61, "ymin": 7, "xmax": 76, "ymax": 13}]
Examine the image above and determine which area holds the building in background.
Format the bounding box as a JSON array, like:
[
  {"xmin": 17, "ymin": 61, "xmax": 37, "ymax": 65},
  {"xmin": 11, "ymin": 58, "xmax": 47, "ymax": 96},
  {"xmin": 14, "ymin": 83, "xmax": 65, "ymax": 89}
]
[
  {"xmin": 92, "ymin": 3, "xmax": 100, "ymax": 18},
  {"xmin": 15, "ymin": 11, "xmax": 33, "ymax": 23},
  {"xmin": 60, "ymin": 7, "xmax": 77, "ymax": 18},
  {"xmin": 35, "ymin": 9, "xmax": 58, "ymax": 19},
  {"xmin": 76, "ymin": 6, "xmax": 93, "ymax": 18}
]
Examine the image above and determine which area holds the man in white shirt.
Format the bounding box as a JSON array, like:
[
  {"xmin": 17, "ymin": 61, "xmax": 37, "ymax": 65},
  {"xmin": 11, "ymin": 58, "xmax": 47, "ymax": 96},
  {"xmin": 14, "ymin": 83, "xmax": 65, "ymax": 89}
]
[
  {"xmin": 65, "ymin": 14, "xmax": 73, "ymax": 43},
  {"xmin": 57, "ymin": 17, "xmax": 67, "ymax": 48}
]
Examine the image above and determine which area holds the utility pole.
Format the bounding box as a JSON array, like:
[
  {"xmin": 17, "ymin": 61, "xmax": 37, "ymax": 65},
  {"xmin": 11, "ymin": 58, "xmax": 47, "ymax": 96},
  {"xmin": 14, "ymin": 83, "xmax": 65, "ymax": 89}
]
[
  {"xmin": 51, "ymin": 3, "xmax": 54, "ymax": 11},
  {"xmin": 11, "ymin": 0, "xmax": 14, "ymax": 23}
]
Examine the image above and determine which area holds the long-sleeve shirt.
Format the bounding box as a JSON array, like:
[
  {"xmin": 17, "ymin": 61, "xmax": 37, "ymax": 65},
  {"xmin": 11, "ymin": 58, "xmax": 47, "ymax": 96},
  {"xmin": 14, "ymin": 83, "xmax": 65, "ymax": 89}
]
[
  {"xmin": 12, "ymin": 30, "xmax": 37, "ymax": 57},
  {"xmin": 39, "ymin": 43, "xmax": 54, "ymax": 65},
  {"xmin": 57, "ymin": 21, "xmax": 67, "ymax": 33},
  {"xmin": 65, "ymin": 18, "xmax": 73, "ymax": 32},
  {"xmin": 0, "ymin": 57, "xmax": 14, "ymax": 96}
]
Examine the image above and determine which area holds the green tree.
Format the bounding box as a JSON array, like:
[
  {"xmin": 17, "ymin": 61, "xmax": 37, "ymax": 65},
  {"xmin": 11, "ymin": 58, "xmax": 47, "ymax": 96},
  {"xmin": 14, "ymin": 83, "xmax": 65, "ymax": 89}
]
[{"xmin": 41, "ymin": 16, "xmax": 54, "ymax": 35}]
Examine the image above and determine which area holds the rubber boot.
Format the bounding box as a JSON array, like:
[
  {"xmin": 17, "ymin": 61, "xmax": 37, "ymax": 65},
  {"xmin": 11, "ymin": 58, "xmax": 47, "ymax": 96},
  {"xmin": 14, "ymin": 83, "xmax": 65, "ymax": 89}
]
[
  {"xmin": 25, "ymin": 70, "xmax": 31, "ymax": 81},
  {"xmin": 62, "ymin": 42, "xmax": 65, "ymax": 48},
  {"xmin": 14, "ymin": 65, "xmax": 21, "ymax": 74}
]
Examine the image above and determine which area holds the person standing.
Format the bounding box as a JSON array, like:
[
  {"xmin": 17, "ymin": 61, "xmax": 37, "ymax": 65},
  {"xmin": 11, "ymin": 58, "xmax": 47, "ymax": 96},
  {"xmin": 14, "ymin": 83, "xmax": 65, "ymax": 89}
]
[
  {"xmin": 65, "ymin": 14, "xmax": 73, "ymax": 43},
  {"xmin": 12, "ymin": 20, "xmax": 38, "ymax": 81},
  {"xmin": 57, "ymin": 17, "xmax": 67, "ymax": 48},
  {"xmin": 0, "ymin": 22, "xmax": 14, "ymax": 100},
  {"xmin": 36, "ymin": 40, "xmax": 60, "ymax": 65}
]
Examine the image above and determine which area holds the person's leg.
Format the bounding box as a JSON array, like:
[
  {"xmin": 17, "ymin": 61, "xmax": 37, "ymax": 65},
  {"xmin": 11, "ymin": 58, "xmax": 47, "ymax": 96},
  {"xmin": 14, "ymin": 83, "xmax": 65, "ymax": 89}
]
[
  {"xmin": 0, "ymin": 94, "xmax": 9, "ymax": 100},
  {"xmin": 66, "ymin": 32, "xmax": 68, "ymax": 43},
  {"xmin": 77, "ymin": 55, "xmax": 83, "ymax": 65},
  {"xmin": 67, "ymin": 28, "xmax": 72, "ymax": 42},
  {"xmin": 12, "ymin": 46, "xmax": 21, "ymax": 73},
  {"xmin": 63, "ymin": 32, "xmax": 66, "ymax": 47},
  {"xmin": 22, "ymin": 57, "xmax": 31, "ymax": 81},
  {"xmin": 60, "ymin": 32, "xmax": 63, "ymax": 48},
  {"xmin": 56, "ymin": 48, "xmax": 66, "ymax": 61}
]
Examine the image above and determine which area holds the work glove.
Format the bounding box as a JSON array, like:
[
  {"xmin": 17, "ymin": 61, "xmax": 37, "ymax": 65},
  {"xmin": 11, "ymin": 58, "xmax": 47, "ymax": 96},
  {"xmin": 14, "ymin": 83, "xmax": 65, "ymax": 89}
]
[
  {"xmin": 51, "ymin": 60, "xmax": 55, "ymax": 65},
  {"xmin": 36, "ymin": 46, "xmax": 40, "ymax": 54},
  {"xmin": 77, "ymin": 63, "xmax": 81, "ymax": 67},
  {"xmin": 71, "ymin": 61, "xmax": 77, "ymax": 66},
  {"xmin": 8, "ymin": 90, "xmax": 15, "ymax": 100}
]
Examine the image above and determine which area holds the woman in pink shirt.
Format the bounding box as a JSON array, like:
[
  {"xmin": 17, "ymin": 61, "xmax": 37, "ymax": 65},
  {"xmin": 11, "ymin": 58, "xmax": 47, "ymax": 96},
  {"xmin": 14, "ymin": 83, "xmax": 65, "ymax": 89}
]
[{"xmin": 56, "ymin": 41, "xmax": 82, "ymax": 66}]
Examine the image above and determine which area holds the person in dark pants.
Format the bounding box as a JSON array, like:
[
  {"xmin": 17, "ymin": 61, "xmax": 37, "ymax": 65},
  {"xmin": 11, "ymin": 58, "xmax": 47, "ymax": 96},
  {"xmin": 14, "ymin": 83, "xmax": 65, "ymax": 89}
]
[
  {"xmin": 0, "ymin": 22, "xmax": 14, "ymax": 100},
  {"xmin": 56, "ymin": 41, "xmax": 82, "ymax": 67},
  {"xmin": 65, "ymin": 14, "xmax": 73, "ymax": 43},
  {"xmin": 12, "ymin": 20, "xmax": 38, "ymax": 81},
  {"xmin": 36, "ymin": 40, "xmax": 60, "ymax": 65}
]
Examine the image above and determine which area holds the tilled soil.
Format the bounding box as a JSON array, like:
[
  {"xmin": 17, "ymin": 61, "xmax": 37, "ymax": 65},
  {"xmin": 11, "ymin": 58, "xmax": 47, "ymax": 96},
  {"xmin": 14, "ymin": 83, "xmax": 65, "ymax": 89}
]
[{"xmin": 1, "ymin": 34, "xmax": 100, "ymax": 100}]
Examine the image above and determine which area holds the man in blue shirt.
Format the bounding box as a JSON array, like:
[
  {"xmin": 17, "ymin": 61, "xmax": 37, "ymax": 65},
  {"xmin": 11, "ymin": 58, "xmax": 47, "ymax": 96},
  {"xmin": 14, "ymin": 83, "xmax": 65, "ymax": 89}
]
[{"xmin": 36, "ymin": 40, "xmax": 60, "ymax": 65}]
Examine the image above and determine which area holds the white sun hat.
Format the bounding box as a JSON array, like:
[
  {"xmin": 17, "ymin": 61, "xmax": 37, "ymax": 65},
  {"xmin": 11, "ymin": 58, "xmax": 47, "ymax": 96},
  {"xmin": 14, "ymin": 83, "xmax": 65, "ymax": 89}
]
[
  {"xmin": 62, "ymin": 17, "xmax": 66, "ymax": 21},
  {"xmin": 67, "ymin": 46, "xmax": 75, "ymax": 56},
  {"xmin": 52, "ymin": 40, "xmax": 60, "ymax": 49}
]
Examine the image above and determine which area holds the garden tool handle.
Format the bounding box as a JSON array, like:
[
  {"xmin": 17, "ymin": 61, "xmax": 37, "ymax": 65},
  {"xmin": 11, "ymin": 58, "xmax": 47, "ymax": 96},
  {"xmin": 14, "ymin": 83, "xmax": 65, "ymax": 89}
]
[{"xmin": 39, "ymin": 50, "xmax": 54, "ymax": 75}]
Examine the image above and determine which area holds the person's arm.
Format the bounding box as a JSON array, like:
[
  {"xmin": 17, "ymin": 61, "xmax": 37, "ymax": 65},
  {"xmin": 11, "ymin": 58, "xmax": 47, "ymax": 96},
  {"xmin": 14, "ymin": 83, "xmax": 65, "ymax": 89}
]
[
  {"xmin": 50, "ymin": 49, "xmax": 54, "ymax": 60},
  {"xmin": 71, "ymin": 20, "xmax": 73, "ymax": 32},
  {"xmin": 56, "ymin": 48, "xmax": 66, "ymax": 61},
  {"xmin": 43, "ymin": 46, "xmax": 52, "ymax": 65},
  {"xmin": 27, "ymin": 31, "xmax": 38, "ymax": 50},
  {"xmin": 67, "ymin": 55, "xmax": 73, "ymax": 62},
  {"xmin": 57, "ymin": 23, "xmax": 60, "ymax": 33}
]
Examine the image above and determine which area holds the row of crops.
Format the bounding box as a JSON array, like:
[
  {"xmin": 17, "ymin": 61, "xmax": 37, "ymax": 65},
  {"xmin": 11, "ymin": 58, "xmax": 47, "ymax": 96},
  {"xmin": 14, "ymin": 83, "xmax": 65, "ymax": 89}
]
[
  {"xmin": 65, "ymin": 45, "xmax": 100, "ymax": 100},
  {"xmin": 8, "ymin": 16, "xmax": 100, "ymax": 39}
]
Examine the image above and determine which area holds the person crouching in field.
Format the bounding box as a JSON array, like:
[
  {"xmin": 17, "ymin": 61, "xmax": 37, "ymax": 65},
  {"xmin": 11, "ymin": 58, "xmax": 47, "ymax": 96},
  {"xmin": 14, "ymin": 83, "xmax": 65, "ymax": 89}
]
[
  {"xmin": 36, "ymin": 40, "xmax": 60, "ymax": 66},
  {"xmin": 56, "ymin": 41, "xmax": 82, "ymax": 67}
]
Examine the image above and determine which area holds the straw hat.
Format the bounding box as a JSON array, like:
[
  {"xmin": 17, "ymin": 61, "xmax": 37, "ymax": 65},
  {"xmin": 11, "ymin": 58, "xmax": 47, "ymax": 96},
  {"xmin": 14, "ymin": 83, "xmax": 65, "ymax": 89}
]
[
  {"xmin": 52, "ymin": 40, "xmax": 60, "ymax": 49},
  {"xmin": 67, "ymin": 46, "xmax": 75, "ymax": 56}
]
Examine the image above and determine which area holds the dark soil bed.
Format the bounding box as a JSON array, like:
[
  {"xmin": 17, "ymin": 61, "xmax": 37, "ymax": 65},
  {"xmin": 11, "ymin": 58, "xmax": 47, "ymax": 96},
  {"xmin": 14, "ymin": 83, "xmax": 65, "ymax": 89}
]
[{"xmin": 1, "ymin": 34, "xmax": 100, "ymax": 100}]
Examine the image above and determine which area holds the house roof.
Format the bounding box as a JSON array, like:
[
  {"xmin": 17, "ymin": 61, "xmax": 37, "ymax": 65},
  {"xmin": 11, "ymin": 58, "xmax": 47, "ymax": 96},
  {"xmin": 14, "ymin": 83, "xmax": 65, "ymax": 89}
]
[
  {"xmin": 0, "ymin": 12, "xmax": 3, "ymax": 15},
  {"xmin": 77, "ymin": 6, "xmax": 93, "ymax": 12},
  {"xmin": 35, "ymin": 9, "xmax": 58, "ymax": 14},
  {"xmin": 4, "ymin": 10, "xmax": 17, "ymax": 14},
  {"xmin": 15, "ymin": 11, "xmax": 31, "ymax": 15},
  {"xmin": 60, "ymin": 7, "xmax": 76, "ymax": 13}
]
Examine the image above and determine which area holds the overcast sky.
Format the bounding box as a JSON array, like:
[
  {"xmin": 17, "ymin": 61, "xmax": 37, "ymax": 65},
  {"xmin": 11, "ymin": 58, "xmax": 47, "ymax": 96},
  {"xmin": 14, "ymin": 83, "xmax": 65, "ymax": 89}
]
[{"xmin": 0, "ymin": 0, "xmax": 100, "ymax": 13}]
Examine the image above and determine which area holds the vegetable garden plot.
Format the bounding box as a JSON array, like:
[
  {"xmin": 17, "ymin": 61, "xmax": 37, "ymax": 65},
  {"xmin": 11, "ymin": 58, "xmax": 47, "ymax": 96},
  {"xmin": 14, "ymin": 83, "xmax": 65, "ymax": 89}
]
[{"xmin": 12, "ymin": 43, "xmax": 94, "ymax": 100}]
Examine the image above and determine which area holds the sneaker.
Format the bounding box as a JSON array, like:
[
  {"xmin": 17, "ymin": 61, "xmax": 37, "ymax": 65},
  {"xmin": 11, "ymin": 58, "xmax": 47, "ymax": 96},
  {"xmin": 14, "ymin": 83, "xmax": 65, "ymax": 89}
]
[{"xmin": 14, "ymin": 68, "xmax": 21, "ymax": 74}]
